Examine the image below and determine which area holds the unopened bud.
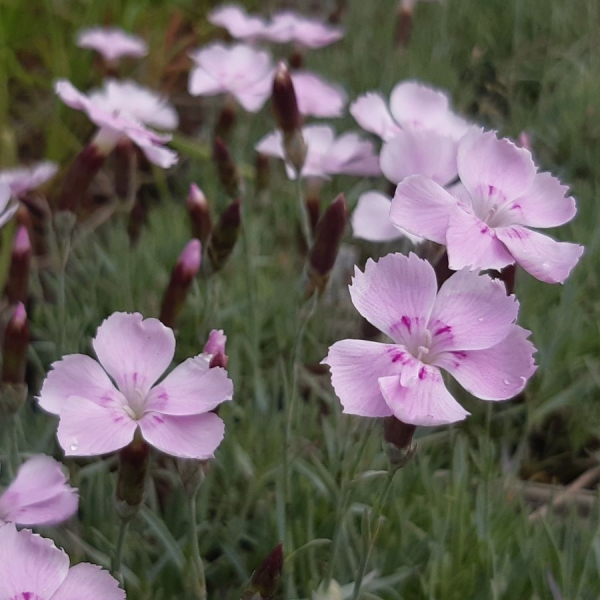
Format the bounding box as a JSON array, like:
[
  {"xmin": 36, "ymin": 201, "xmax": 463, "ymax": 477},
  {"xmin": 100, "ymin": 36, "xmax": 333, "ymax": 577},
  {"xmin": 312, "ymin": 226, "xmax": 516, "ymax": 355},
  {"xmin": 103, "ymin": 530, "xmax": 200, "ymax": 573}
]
[
  {"xmin": 5, "ymin": 226, "xmax": 31, "ymax": 305},
  {"xmin": 306, "ymin": 194, "xmax": 347, "ymax": 297},
  {"xmin": 243, "ymin": 543, "xmax": 283, "ymax": 600},
  {"xmin": 213, "ymin": 138, "xmax": 242, "ymax": 198},
  {"xmin": 177, "ymin": 458, "xmax": 209, "ymax": 498},
  {"xmin": 305, "ymin": 178, "xmax": 323, "ymax": 234},
  {"xmin": 204, "ymin": 329, "xmax": 228, "ymax": 369},
  {"xmin": 115, "ymin": 434, "xmax": 151, "ymax": 520},
  {"xmin": 288, "ymin": 50, "xmax": 304, "ymax": 70},
  {"xmin": 2, "ymin": 302, "xmax": 28, "ymax": 385},
  {"xmin": 207, "ymin": 199, "xmax": 241, "ymax": 273},
  {"xmin": 383, "ymin": 416, "xmax": 417, "ymax": 471},
  {"xmin": 187, "ymin": 184, "xmax": 212, "ymax": 245},
  {"xmin": 114, "ymin": 138, "xmax": 137, "ymax": 202},
  {"xmin": 214, "ymin": 101, "xmax": 237, "ymax": 142},
  {"xmin": 159, "ymin": 239, "xmax": 202, "ymax": 328},
  {"xmin": 19, "ymin": 194, "xmax": 51, "ymax": 257},
  {"xmin": 517, "ymin": 131, "xmax": 532, "ymax": 151}
]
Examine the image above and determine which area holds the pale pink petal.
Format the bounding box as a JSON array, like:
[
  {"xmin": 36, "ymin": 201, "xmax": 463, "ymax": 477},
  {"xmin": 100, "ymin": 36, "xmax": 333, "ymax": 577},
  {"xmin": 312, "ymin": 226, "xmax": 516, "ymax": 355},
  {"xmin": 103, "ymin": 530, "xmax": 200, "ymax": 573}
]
[
  {"xmin": 349, "ymin": 253, "xmax": 437, "ymax": 345},
  {"xmin": 138, "ymin": 412, "xmax": 225, "ymax": 459},
  {"xmin": 92, "ymin": 312, "xmax": 175, "ymax": 399},
  {"xmin": 0, "ymin": 185, "xmax": 18, "ymax": 228},
  {"xmin": 390, "ymin": 174, "xmax": 459, "ymax": 244},
  {"xmin": 0, "ymin": 161, "xmax": 58, "ymax": 196},
  {"xmin": 188, "ymin": 67, "xmax": 223, "ymax": 96},
  {"xmin": 349, "ymin": 92, "xmax": 400, "ymax": 140},
  {"xmin": 52, "ymin": 563, "xmax": 125, "ymax": 600},
  {"xmin": 145, "ymin": 355, "xmax": 233, "ymax": 415},
  {"xmin": 389, "ymin": 81, "xmax": 449, "ymax": 129},
  {"xmin": 510, "ymin": 172, "xmax": 577, "ymax": 228},
  {"xmin": 322, "ymin": 340, "xmax": 403, "ymax": 418},
  {"xmin": 429, "ymin": 269, "xmax": 519, "ymax": 353},
  {"xmin": 76, "ymin": 27, "xmax": 147, "ymax": 61},
  {"xmin": 208, "ymin": 4, "xmax": 268, "ymax": 40},
  {"xmin": 446, "ymin": 209, "xmax": 514, "ymax": 271},
  {"xmin": 435, "ymin": 326, "xmax": 537, "ymax": 400},
  {"xmin": 55, "ymin": 80, "xmax": 91, "ymax": 112},
  {"xmin": 292, "ymin": 71, "xmax": 347, "ymax": 118},
  {"xmin": 57, "ymin": 397, "xmax": 137, "ymax": 456},
  {"xmin": 378, "ymin": 366, "xmax": 470, "ymax": 426},
  {"xmin": 325, "ymin": 132, "xmax": 381, "ymax": 177},
  {"xmin": 37, "ymin": 354, "xmax": 121, "ymax": 415},
  {"xmin": 137, "ymin": 142, "xmax": 179, "ymax": 169},
  {"xmin": 254, "ymin": 130, "xmax": 285, "ymax": 160},
  {"xmin": 233, "ymin": 78, "xmax": 272, "ymax": 112},
  {"xmin": 352, "ymin": 190, "xmax": 421, "ymax": 244},
  {"xmin": 457, "ymin": 127, "xmax": 536, "ymax": 204},
  {"xmin": 264, "ymin": 12, "xmax": 343, "ymax": 48},
  {"xmin": 380, "ymin": 129, "xmax": 458, "ymax": 186},
  {"xmin": 0, "ymin": 524, "xmax": 69, "ymax": 599},
  {"xmin": 495, "ymin": 226, "xmax": 584, "ymax": 284}
]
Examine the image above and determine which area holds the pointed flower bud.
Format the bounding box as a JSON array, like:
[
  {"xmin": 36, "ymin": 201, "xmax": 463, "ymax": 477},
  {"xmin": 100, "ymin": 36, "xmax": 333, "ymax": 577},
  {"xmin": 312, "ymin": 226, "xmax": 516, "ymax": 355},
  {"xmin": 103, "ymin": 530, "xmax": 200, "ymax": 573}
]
[
  {"xmin": 306, "ymin": 194, "xmax": 347, "ymax": 297},
  {"xmin": 2, "ymin": 302, "xmax": 28, "ymax": 385},
  {"xmin": 214, "ymin": 101, "xmax": 237, "ymax": 142},
  {"xmin": 187, "ymin": 184, "xmax": 212, "ymax": 245},
  {"xmin": 395, "ymin": 1, "xmax": 413, "ymax": 48},
  {"xmin": 204, "ymin": 329, "xmax": 228, "ymax": 369},
  {"xmin": 208, "ymin": 199, "xmax": 241, "ymax": 273},
  {"xmin": 243, "ymin": 543, "xmax": 283, "ymax": 600},
  {"xmin": 115, "ymin": 433, "xmax": 151, "ymax": 520},
  {"xmin": 213, "ymin": 138, "xmax": 242, "ymax": 198},
  {"xmin": 159, "ymin": 239, "xmax": 202, "ymax": 328},
  {"xmin": 382, "ymin": 416, "xmax": 417, "ymax": 471},
  {"xmin": 5, "ymin": 225, "xmax": 31, "ymax": 305}
]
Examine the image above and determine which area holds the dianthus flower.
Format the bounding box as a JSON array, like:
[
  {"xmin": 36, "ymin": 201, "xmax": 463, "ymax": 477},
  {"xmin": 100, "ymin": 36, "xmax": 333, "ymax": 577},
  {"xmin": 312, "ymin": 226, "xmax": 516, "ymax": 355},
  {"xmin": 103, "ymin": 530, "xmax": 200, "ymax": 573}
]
[
  {"xmin": 0, "ymin": 162, "xmax": 58, "ymax": 197},
  {"xmin": 0, "ymin": 523, "xmax": 124, "ymax": 599},
  {"xmin": 188, "ymin": 43, "xmax": 274, "ymax": 112},
  {"xmin": 263, "ymin": 11, "xmax": 344, "ymax": 49},
  {"xmin": 38, "ymin": 312, "xmax": 233, "ymax": 459},
  {"xmin": 76, "ymin": 27, "xmax": 147, "ymax": 62},
  {"xmin": 291, "ymin": 71, "xmax": 347, "ymax": 118},
  {"xmin": 0, "ymin": 455, "xmax": 78, "ymax": 527},
  {"xmin": 391, "ymin": 127, "xmax": 584, "ymax": 283},
  {"xmin": 323, "ymin": 253, "xmax": 536, "ymax": 426},
  {"xmin": 208, "ymin": 4, "xmax": 269, "ymax": 41},
  {"xmin": 255, "ymin": 124, "xmax": 380, "ymax": 180}
]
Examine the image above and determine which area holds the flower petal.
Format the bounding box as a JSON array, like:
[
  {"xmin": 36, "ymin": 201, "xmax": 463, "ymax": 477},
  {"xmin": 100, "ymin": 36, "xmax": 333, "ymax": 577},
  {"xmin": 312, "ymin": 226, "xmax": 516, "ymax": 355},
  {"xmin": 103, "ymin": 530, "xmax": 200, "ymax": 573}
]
[
  {"xmin": 495, "ymin": 225, "xmax": 584, "ymax": 284},
  {"xmin": 145, "ymin": 355, "xmax": 233, "ymax": 415},
  {"xmin": 390, "ymin": 174, "xmax": 459, "ymax": 244},
  {"xmin": 57, "ymin": 397, "xmax": 137, "ymax": 456},
  {"xmin": 255, "ymin": 130, "xmax": 285, "ymax": 160},
  {"xmin": 349, "ymin": 92, "xmax": 400, "ymax": 140},
  {"xmin": 389, "ymin": 81, "xmax": 449, "ymax": 130},
  {"xmin": 37, "ymin": 354, "xmax": 121, "ymax": 416},
  {"xmin": 435, "ymin": 326, "xmax": 537, "ymax": 400},
  {"xmin": 446, "ymin": 209, "xmax": 514, "ymax": 271},
  {"xmin": 378, "ymin": 367, "xmax": 470, "ymax": 426},
  {"xmin": 138, "ymin": 412, "xmax": 225, "ymax": 459},
  {"xmin": 53, "ymin": 563, "xmax": 125, "ymax": 600},
  {"xmin": 325, "ymin": 132, "xmax": 381, "ymax": 177},
  {"xmin": 292, "ymin": 71, "xmax": 347, "ymax": 118},
  {"xmin": 188, "ymin": 67, "xmax": 224, "ymax": 96},
  {"xmin": 92, "ymin": 312, "xmax": 175, "ymax": 400},
  {"xmin": 0, "ymin": 524, "xmax": 69, "ymax": 599},
  {"xmin": 429, "ymin": 269, "xmax": 519, "ymax": 352},
  {"xmin": 349, "ymin": 253, "xmax": 437, "ymax": 345}
]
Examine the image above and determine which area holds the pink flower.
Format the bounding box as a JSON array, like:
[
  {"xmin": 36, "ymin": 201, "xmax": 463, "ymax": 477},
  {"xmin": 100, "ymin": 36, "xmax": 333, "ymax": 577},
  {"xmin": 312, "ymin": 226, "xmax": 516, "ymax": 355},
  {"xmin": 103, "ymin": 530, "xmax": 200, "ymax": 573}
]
[
  {"xmin": 391, "ymin": 127, "xmax": 584, "ymax": 283},
  {"xmin": 0, "ymin": 183, "xmax": 18, "ymax": 229},
  {"xmin": 262, "ymin": 11, "xmax": 344, "ymax": 49},
  {"xmin": 204, "ymin": 329, "xmax": 228, "ymax": 369},
  {"xmin": 352, "ymin": 190, "xmax": 422, "ymax": 245},
  {"xmin": 350, "ymin": 80, "xmax": 469, "ymax": 142},
  {"xmin": 323, "ymin": 253, "xmax": 537, "ymax": 426},
  {"xmin": 0, "ymin": 523, "xmax": 124, "ymax": 599},
  {"xmin": 208, "ymin": 4, "xmax": 268, "ymax": 41},
  {"xmin": 291, "ymin": 71, "xmax": 347, "ymax": 118},
  {"xmin": 255, "ymin": 124, "xmax": 381, "ymax": 180},
  {"xmin": 37, "ymin": 312, "xmax": 233, "ymax": 459},
  {"xmin": 0, "ymin": 162, "xmax": 58, "ymax": 197},
  {"xmin": 76, "ymin": 26, "xmax": 147, "ymax": 62},
  {"xmin": 55, "ymin": 80, "xmax": 177, "ymax": 168},
  {"xmin": 0, "ymin": 455, "xmax": 78, "ymax": 527},
  {"xmin": 188, "ymin": 43, "xmax": 274, "ymax": 112}
]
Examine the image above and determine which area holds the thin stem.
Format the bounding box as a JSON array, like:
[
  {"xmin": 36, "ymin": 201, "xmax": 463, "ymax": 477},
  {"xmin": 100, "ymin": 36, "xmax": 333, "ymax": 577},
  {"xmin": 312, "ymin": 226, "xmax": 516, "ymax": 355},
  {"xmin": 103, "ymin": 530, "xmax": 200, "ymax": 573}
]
[
  {"xmin": 111, "ymin": 518, "xmax": 130, "ymax": 586},
  {"xmin": 296, "ymin": 178, "xmax": 313, "ymax": 250},
  {"xmin": 189, "ymin": 493, "xmax": 207, "ymax": 600}
]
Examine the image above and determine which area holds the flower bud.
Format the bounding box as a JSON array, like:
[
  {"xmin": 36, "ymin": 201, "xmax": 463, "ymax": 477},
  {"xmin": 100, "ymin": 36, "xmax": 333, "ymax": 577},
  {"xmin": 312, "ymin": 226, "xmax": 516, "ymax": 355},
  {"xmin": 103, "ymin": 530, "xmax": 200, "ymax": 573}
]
[
  {"xmin": 517, "ymin": 131, "xmax": 532, "ymax": 151},
  {"xmin": 306, "ymin": 194, "xmax": 347, "ymax": 297},
  {"xmin": 243, "ymin": 543, "xmax": 283, "ymax": 600},
  {"xmin": 114, "ymin": 138, "xmax": 137, "ymax": 202},
  {"xmin": 19, "ymin": 194, "xmax": 51, "ymax": 257},
  {"xmin": 2, "ymin": 302, "xmax": 28, "ymax": 385},
  {"xmin": 213, "ymin": 137, "xmax": 242, "ymax": 199},
  {"xmin": 214, "ymin": 100, "xmax": 237, "ymax": 142},
  {"xmin": 207, "ymin": 199, "xmax": 241, "ymax": 273},
  {"xmin": 204, "ymin": 329, "xmax": 228, "ymax": 369},
  {"xmin": 187, "ymin": 184, "xmax": 212, "ymax": 245},
  {"xmin": 5, "ymin": 226, "xmax": 31, "ymax": 305},
  {"xmin": 159, "ymin": 239, "xmax": 202, "ymax": 328},
  {"xmin": 305, "ymin": 178, "xmax": 323, "ymax": 234},
  {"xmin": 395, "ymin": 2, "xmax": 413, "ymax": 49},
  {"xmin": 115, "ymin": 434, "xmax": 151, "ymax": 520},
  {"xmin": 382, "ymin": 416, "xmax": 417, "ymax": 471}
]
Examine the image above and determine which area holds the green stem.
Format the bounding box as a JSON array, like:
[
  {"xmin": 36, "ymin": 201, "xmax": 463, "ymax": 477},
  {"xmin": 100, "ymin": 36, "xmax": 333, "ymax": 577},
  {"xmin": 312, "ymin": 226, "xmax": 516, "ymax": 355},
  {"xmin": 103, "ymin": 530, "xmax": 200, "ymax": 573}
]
[
  {"xmin": 189, "ymin": 493, "xmax": 207, "ymax": 600},
  {"xmin": 111, "ymin": 518, "xmax": 130, "ymax": 586},
  {"xmin": 296, "ymin": 178, "xmax": 313, "ymax": 250}
]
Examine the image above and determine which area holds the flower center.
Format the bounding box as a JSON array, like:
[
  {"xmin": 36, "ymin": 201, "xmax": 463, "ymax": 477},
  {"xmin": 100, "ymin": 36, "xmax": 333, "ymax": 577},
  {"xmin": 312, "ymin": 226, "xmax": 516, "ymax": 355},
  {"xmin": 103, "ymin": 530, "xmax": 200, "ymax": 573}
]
[{"xmin": 124, "ymin": 387, "xmax": 146, "ymax": 421}]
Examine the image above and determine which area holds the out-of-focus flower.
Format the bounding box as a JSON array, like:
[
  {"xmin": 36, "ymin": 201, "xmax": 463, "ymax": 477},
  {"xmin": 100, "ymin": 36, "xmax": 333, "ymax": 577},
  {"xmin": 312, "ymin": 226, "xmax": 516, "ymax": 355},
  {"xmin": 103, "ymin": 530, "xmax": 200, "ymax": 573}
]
[
  {"xmin": 255, "ymin": 125, "xmax": 380, "ymax": 180},
  {"xmin": 187, "ymin": 184, "xmax": 212, "ymax": 245},
  {"xmin": 76, "ymin": 26, "xmax": 148, "ymax": 62},
  {"xmin": 55, "ymin": 80, "xmax": 177, "ymax": 168},
  {"xmin": 0, "ymin": 523, "xmax": 125, "ymax": 599},
  {"xmin": 0, "ymin": 162, "xmax": 58, "ymax": 197},
  {"xmin": 189, "ymin": 43, "xmax": 274, "ymax": 112},
  {"xmin": 0, "ymin": 183, "xmax": 17, "ymax": 228},
  {"xmin": 208, "ymin": 4, "xmax": 268, "ymax": 41},
  {"xmin": 204, "ymin": 330, "xmax": 228, "ymax": 369},
  {"xmin": 0, "ymin": 455, "xmax": 78, "ymax": 527},
  {"xmin": 5, "ymin": 225, "xmax": 31, "ymax": 305},
  {"xmin": 291, "ymin": 71, "xmax": 347, "ymax": 118},
  {"xmin": 350, "ymin": 80, "xmax": 469, "ymax": 142},
  {"xmin": 391, "ymin": 127, "xmax": 584, "ymax": 283},
  {"xmin": 323, "ymin": 252, "xmax": 537, "ymax": 426},
  {"xmin": 38, "ymin": 312, "xmax": 233, "ymax": 459},
  {"xmin": 263, "ymin": 11, "xmax": 344, "ymax": 49}
]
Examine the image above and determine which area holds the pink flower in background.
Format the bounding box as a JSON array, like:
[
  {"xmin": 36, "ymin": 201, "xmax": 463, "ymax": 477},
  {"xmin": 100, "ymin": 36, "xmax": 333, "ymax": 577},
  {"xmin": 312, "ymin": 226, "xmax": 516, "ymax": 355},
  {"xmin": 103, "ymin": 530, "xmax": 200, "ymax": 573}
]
[
  {"xmin": 391, "ymin": 127, "xmax": 584, "ymax": 283},
  {"xmin": 38, "ymin": 312, "xmax": 233, "ymax": 459},
  {"xmin": 0, "ymin": 184, "xmax": 18, "ymax": 229},
  {"xmin": 291, "ymin": 71, "xmax": 347, "ymax": 118},
  {"xmin": 76, "ymin": 26, "xmax": 147, "ymax": 62},
  {"xmin": 0, "ymin": 162, "xmax": 58, "ymax": 197},
  {"xmin": 0, "ymin": 523, "xmax": 125, "ymax": 599},
  {"xmin": 352, "ymin": 190, "xmax": 422, "ymax": 245},
  {"xmin": 0, "ymin": 455, "xmax": 78, "ymax": 527},
  {"xmin": 255, "ymin": 124, "xmax": 381, "ymax": 180},
  {"xmin": 350, "ymin": 80, "xmax": 469, "ymax": 142},
  {"xmin": 189, "ymin": 43, "xmax": 274, "ymax": 112},
  {"xmin": 263, "ymin": 11, "xmax": 344, "ymax": 48},
  {"xmin": 55, "ymin": 80, "xmax": 177, "ymax": 168},
  {"xmin": 323, "ymin": 253, "xmax": 536, "ymax": 426},
  {"xmin": 208, "ymin": 4, "xmax": 268, "ymax": 41},
  {"xmin": 204, "ymin": 329, "xmax": 229, "ymax": 369}
]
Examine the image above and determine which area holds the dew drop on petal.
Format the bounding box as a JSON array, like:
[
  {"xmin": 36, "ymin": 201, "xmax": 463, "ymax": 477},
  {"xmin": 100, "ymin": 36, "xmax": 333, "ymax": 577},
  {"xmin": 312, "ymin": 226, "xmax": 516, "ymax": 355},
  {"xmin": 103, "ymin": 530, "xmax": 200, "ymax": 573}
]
[
  {"xmin": 541, "ymin": 262, "xmax": 550, "ymax": 270},
  {"xmin": 478, "ymin": 317, "xmax": 484, "ymax": 322},
  {"xmin": 70, "ymin": 439, "xmax": 79, "ymax": 451},
  {"xmin": 503, "ymin": 378, "xmax": 511, "ymax": 385}
]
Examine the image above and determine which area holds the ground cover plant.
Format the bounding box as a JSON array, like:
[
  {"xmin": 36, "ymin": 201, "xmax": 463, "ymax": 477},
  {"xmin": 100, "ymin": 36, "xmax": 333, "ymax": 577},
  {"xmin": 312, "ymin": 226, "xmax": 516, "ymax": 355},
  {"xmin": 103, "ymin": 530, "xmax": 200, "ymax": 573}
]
[{"xmin": 0, "ymin": 0, "xmax": 599, "ymax": 598}]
